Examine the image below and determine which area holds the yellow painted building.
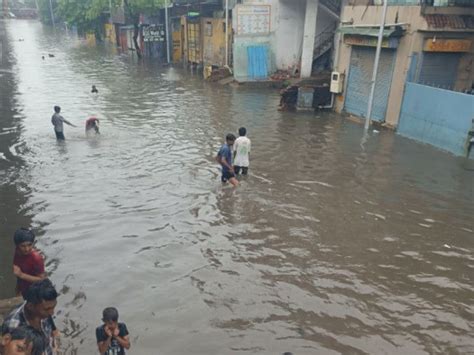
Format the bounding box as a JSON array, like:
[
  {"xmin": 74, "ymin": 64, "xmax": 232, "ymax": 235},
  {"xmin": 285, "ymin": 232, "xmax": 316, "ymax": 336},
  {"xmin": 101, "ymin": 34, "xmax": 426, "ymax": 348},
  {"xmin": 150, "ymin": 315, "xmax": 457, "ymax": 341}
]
[
  {"xmin": 85, "ymin": 32, "xmax": 96, "ymax": 46},
  {"xmin": 180, "ymin": 15, "xmax": 232, "ymax": 67},
  {"xmin": 104, "ymin": 23, "xmax": 115, "ymax": 45},
  {"xmin": 202, "ymin": 18, "xmax": 232, "ymax": 68}
]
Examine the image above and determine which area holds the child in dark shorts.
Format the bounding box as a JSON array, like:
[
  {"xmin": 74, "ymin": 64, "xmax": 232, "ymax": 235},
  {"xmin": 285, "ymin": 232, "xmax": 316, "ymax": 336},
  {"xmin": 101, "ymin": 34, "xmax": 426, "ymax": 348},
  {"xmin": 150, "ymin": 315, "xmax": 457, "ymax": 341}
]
[{"xmin": 216, "ymin": 133, "xmax": 239, "ymax": 187}]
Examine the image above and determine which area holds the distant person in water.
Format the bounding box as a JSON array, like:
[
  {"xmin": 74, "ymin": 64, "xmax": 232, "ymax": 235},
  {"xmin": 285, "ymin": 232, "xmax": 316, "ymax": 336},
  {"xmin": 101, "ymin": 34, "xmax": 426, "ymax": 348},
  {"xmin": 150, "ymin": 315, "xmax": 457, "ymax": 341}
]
[
  {"xmin": 216, "ymin": 133, "xmax": 239, "ymax": 187},
  {"xmin": 85, "ymin": 117, "xmax": 100, "ymax": 135},
  {"xmin": 91, "ymin": 85, "xmax": 98, "ymax": 94},
  {"xmin": 12, "ymin": 228, "xmax": 46, "ymax": 298},
  {"xmin": 233, "ymin": 127, "xmax": 251, "ymax": 176},
  {"xmin": 96, "ymin": 307, "xmax": 130, "ymax": 355},
  {"xmin": 51, "ymin": 106, "xmax": 76, "ymax": 140}
]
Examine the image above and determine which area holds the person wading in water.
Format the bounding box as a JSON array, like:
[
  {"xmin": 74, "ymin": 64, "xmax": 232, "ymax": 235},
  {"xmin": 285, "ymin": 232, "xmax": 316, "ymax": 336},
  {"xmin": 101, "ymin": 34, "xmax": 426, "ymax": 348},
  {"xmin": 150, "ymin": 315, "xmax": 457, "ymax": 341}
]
[{"xmin": 51, "ymin": 106, "xmax": 76, "ymax": 140}]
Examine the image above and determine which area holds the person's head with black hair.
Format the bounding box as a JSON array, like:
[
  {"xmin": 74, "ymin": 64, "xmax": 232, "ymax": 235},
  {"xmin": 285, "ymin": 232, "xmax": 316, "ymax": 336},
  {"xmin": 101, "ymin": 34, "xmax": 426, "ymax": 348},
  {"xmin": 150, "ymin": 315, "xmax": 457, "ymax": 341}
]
[
  {"xmin": 102, "ymin": 307, "xmax": 120, "ymax": 332},
  {"xmin": 53, "ymin": 106, "xmax": 60, "ymax": 113},
  {"xmin": 238, "ymin": 127, "xmax": 246, "ymax": 137},
  {"xmin": 97, "ymin": 307, "xmax": 131, "ymax": 353},
  {"xmin": 226, "ymin": 133, "xmax": 236, "ymax": 146},
  {"xmin": 1, "ymin": 326, "xmax": 46, "ymax": 355},
  {"xmin": 13, "ymin": 228, "xmax": 35, "ymax": 256},
  {"xmin": 24, "ymin": 279, "xmax": 58, "ymax": 320}
]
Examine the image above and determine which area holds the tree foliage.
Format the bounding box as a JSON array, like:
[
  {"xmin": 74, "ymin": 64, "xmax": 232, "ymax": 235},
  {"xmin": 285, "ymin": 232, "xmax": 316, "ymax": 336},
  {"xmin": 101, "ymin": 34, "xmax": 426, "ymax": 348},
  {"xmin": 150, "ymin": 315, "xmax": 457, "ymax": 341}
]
[
  {"xmin": 123, "ymin": 0, "xmax": 165, "ymax": 18},
  {"xmin": 37, "ymin": 0, "xmax": 166, "ymax": 32}
]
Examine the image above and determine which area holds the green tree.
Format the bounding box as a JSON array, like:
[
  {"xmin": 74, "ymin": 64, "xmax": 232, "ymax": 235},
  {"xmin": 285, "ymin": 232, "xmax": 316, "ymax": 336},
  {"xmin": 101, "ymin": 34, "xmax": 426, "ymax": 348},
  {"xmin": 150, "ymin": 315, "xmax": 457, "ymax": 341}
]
[
  {"xmin": 37, "ymin": 0, "xmax": 58, "ymax": 26},
  {"xmin": 56, "ymin": 0, "xmax": 111, "ymax": 39},
  {"xmin": 37, "ymin": 0, "xmax": 165, "ymax": 57}
]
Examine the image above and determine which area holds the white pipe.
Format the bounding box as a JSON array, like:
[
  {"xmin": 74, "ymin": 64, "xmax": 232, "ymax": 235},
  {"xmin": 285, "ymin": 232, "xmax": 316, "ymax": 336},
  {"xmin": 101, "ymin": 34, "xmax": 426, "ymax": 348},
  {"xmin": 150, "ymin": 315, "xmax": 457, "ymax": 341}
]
[
  {"xmin": 225, "ymin": 0, "xmax": 229, "ymax": 67},
  {"xmin": 165, "ymin": 0, "xmax": 170, "ymax": 63},
  {"xmin": 320, "ymin": 93, "xmax": 334, "ymax": 109},
  {"xmin": 364, "ymin": 0, "xmax": 388, "ymax": 132}
]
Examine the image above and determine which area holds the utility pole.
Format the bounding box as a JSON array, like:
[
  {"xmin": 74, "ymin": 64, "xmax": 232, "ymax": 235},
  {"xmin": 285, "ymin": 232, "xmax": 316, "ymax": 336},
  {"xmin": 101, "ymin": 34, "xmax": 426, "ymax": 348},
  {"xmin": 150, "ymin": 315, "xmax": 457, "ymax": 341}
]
[
  {"xmin": 364, "ymin": 0, "xmax": 388, "ymax": 132},
  {"xmin": 225, "ymin": 0, "xmax": 229, "ymax": 67},
  {"xmin": 48, "ymin": 0, "xmax": 55, "ymax": 27},
  {"xmin": 3, "ymin": 0, "xmax": 8, "ymax": 18},
  {"xmin": 165, "ymin": 0, "xmax": 170, "ymax": 63}
]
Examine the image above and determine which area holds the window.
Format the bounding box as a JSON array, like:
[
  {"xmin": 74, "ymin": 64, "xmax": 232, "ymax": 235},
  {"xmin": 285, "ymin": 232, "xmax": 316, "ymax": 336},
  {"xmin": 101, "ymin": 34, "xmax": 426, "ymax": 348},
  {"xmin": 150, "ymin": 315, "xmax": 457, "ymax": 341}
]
[{"xmin": 205, "ymin": 22, "xmax": 213, "ymax": 37}]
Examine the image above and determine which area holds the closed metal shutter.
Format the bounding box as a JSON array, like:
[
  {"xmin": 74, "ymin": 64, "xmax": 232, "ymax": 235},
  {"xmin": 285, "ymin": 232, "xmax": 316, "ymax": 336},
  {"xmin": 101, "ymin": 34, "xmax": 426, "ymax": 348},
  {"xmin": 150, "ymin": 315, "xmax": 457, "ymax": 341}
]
[
  {"xmin": 418, "ymin": 52, "xmax": 460, "ymax": 90},
  {"xmin": 344, "ymin": 46, "xmax": 396, "ymax": 122}
]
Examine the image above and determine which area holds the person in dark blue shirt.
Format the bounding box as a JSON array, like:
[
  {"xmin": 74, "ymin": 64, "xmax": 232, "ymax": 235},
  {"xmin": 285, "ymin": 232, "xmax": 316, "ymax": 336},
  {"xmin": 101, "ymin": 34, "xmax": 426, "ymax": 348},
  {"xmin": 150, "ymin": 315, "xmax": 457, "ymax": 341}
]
[
  {"xmin": 216, "ymin": 133, "xmax": 239, "ymax": 187},
  {"xmin": 96, "ymin": 307, "xmax": 130, "ymax": 355}
]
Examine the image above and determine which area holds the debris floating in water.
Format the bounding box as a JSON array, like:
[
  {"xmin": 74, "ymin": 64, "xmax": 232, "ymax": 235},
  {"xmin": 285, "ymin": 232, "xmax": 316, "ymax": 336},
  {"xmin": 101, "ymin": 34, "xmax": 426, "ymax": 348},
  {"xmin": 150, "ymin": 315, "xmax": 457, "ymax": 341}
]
[{"xmin": 366, "ymin": 212, "xmax": 386, "ymax": 220}]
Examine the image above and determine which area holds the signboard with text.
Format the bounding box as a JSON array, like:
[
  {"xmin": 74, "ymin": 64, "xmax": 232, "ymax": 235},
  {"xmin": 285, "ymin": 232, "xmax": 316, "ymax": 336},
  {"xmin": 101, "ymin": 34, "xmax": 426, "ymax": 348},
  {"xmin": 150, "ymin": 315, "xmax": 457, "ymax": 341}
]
[
  {"xmin": 344, "ymin": 35, "xmax": 399, "ymax": 49},
  {"xmin": 143, "ymin": 25, "xmax": 165, "ymax": 42},
  {"xmin": 236, "ymin": 5, "xmax": 271, "ymax": 35},
  {"xmin": 423, "ymin": 39, "xmax": 471, "ymax": 53}
]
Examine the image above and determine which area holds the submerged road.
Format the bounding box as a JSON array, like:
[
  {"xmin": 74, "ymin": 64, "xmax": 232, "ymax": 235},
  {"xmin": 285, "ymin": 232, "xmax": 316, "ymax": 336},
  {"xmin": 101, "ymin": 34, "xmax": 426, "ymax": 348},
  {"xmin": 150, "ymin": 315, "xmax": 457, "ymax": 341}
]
[{"xmin": 0, "ymin": 20, "xmax": 473, "ymax": 354}]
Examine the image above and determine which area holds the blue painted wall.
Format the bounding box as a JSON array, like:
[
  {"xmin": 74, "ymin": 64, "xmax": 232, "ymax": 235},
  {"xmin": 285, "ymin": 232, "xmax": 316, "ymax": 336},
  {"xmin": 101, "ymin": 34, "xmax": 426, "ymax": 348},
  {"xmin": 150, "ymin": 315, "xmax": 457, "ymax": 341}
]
[{"xmin": 397, "ymin": 83, "xmax": 474, "ymax": 157}]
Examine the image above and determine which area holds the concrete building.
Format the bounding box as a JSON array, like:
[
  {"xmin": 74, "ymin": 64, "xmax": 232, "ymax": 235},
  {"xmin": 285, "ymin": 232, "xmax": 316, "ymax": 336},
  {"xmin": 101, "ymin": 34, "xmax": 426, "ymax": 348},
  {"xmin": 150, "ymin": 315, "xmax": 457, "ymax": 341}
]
[
  {"xmin": 232, "ymin": 0, "xmax": 344, "ymax": 81},
  {"xmin": 334, "ymin": 0, "xmax": 474, "ymax": 130}
]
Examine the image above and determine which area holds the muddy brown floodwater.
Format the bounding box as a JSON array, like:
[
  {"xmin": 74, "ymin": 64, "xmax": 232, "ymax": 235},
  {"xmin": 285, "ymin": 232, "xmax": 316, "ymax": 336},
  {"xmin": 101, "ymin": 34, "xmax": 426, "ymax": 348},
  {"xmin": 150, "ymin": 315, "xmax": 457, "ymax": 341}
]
[{"xmin": 1, "ymin": 20, "xmax": 473, "ymax": 355}]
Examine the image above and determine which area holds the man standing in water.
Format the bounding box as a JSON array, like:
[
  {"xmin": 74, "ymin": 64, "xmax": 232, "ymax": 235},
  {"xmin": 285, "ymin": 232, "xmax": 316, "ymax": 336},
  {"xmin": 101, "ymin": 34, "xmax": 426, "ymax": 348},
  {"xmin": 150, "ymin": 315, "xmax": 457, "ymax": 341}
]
[
  {"xmin": 233, "ymin": 127, "xmax": 251, "ymax": 176},
  {"xmin": 51, "ymin": 106, "xmax": 76, "ymax": 140},
  {"xmin": 216, "ymin": 134, "xmax": 239, "ymax": 187}
]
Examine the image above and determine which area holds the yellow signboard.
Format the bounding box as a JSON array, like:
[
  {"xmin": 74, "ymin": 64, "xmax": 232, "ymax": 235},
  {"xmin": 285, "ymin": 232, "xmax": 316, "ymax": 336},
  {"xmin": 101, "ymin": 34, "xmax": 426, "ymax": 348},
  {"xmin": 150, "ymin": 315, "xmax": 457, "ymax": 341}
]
[
  {"xmin": 424, "ymin": 39, "xmax": 472, "ymax": 53},
  {"xmin": 344, "ymin": 35, "xmax": 399, "ymax": 49}
]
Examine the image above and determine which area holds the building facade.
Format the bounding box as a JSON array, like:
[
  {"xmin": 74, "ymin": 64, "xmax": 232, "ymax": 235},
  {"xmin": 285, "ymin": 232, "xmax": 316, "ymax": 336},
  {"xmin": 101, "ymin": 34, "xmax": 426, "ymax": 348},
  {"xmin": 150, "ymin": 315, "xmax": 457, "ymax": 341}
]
[
  {"xmin": 232, "ymin": 0, "xmax": 343, "ymax": 81},
  {"xmin": 334, "ymin": 0, "xmax": 474, "ymax": 129}
]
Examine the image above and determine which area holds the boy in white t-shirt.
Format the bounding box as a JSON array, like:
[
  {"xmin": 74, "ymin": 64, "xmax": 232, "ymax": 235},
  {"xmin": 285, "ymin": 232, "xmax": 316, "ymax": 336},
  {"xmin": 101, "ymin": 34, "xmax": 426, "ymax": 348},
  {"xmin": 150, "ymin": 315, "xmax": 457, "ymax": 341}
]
[{"xmin": 233, "ymin": 127, "xmax": 251, "ymax": 175}]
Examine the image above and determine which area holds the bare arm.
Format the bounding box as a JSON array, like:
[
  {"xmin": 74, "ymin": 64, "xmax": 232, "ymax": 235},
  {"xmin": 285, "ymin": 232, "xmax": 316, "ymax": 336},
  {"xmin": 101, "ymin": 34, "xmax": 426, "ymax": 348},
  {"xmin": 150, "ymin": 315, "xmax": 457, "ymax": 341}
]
[
  {"xmin": 115, "ymin": 335, "xmax": 131, "ymax": 350},
  {"xmin": 13, "ymin": 265, "xmax": 46, "ymax": 283},
  {"xmin": 220, "ymin": 156, "xmax": 233, "ymax": 171},
  {"xmin": 63, "ymin": 119, "xmax": 76, "ymax": 127}
]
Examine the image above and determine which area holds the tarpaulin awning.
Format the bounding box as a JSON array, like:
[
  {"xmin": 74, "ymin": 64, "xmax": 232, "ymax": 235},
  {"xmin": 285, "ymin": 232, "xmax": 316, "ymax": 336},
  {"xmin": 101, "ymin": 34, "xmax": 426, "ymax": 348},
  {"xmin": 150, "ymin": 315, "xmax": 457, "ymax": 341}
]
[{"xmin": 338, "ymin": 27, "xmax": 402, "ymax": 37}]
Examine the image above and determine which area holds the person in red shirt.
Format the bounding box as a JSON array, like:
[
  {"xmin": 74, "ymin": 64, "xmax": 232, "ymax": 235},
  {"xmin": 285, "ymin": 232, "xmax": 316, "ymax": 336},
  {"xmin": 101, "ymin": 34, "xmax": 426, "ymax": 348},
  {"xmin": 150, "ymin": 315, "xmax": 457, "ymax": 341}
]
[
  {"xmin": 12, "ymin": 228, "xmax": 46, "ymax": 298},
  {"xmin": 85, "ymin": 117, "xmax": 100, "ymax": 135}
]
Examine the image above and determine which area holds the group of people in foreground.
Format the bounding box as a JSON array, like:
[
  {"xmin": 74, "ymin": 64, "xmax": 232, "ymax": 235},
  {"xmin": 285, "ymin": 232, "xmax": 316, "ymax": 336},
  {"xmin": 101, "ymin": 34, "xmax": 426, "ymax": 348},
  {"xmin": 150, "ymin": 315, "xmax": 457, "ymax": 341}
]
[
  {"xmin": 1, "ymin": 228, "xmax": 130, "ymax": 355},
  {"xmin": 1, "ymin": 114, "xmax": 250, "ymax": 355},
  {"xmin": 216, "ymin": 127, "xmax": 251, "ymax": 187}
]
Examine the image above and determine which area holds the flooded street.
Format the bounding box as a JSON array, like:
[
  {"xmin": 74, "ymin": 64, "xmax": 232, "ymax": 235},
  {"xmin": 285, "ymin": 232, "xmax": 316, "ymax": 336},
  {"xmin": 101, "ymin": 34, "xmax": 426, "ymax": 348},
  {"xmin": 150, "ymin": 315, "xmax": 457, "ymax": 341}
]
[{"xmin": 1, "ymin": 21, "xmax": 473, "ymax": 354}]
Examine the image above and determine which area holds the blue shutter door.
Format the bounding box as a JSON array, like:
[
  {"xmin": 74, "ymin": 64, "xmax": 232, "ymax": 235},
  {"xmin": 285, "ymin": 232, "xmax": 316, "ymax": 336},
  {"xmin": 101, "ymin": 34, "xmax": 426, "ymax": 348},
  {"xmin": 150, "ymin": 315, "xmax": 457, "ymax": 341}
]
[
  {"xmin": 344, "ymin": 46, "xmax": 396, "ymax": 122},
  {"xmin": 418, "ymin": 53, "xmax": 460, "ymax": 90},
  {"xmin": 247, "ymin": 46, "xmax": 269, "ymax": 80}
]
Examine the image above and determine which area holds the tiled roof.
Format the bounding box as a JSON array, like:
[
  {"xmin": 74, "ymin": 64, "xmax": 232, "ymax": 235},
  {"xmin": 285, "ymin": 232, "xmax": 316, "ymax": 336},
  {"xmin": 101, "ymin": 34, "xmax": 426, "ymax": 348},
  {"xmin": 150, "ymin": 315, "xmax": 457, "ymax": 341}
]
[{"xmin": 425, "ymin": 14, "xmax": 474, "ymax": 29}]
